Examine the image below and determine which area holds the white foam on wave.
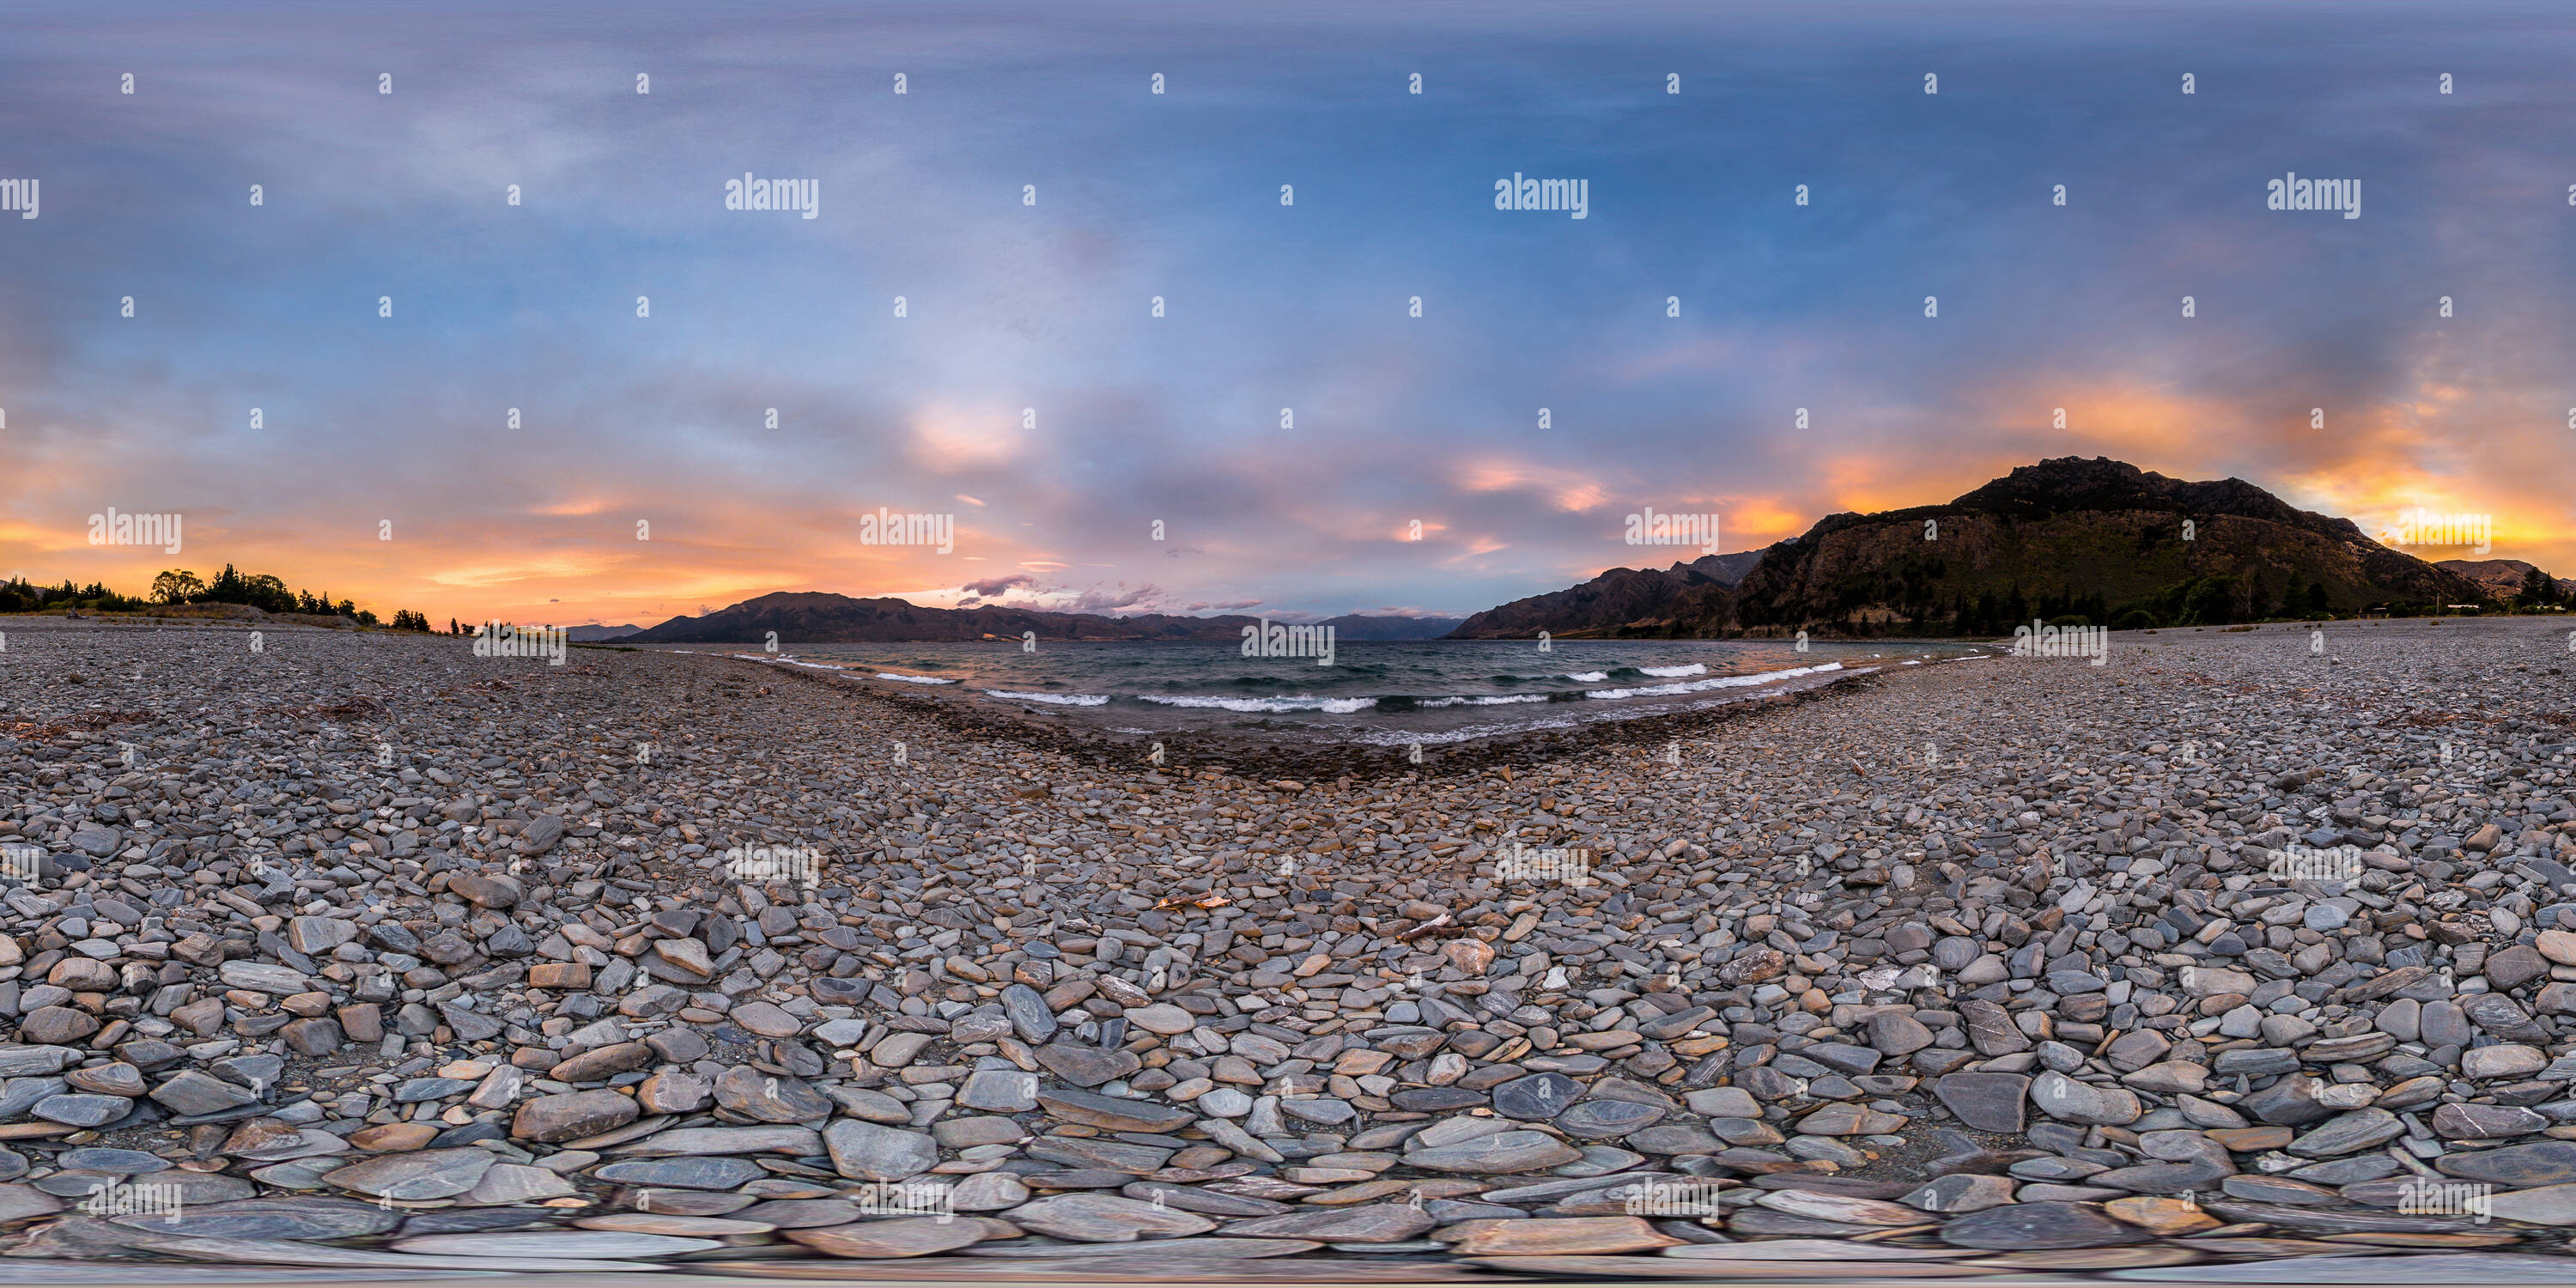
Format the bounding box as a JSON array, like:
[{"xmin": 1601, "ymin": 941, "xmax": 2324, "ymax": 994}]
[
  {"xmin": 1585, "ymin": 660, "xmax": 1842, "ymax": 701},
  {"xmin": 1561, "ymin": 671, "xmax": 1609, "ymax": 683},
  {"xmin": 983, "ymin": 690, "xmax": 1110, "ymax": 707},
  {"xmin": 1139, "ymin": 694, "xmax": 1375, "ymax": 714},
  {"xmin": 1420, "ymin": 694, "xmax": 1552, "ymax": 708},
  {"xmin": 876, "ymin": 672, "xmax": 957, "ymax": 684},
  {"xmin": 1637, "ymin": 663, "xmax": 1709, "ymax": 677}
]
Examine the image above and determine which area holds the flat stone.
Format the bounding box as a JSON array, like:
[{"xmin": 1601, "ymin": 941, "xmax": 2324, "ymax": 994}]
[
  {"xmin": 1033, "ymin": 1044, "xmax": 1139, "ymax": 1088},
  {"xmin": 1034, "ymin": 1085, "xmax": 1194, "ymax": 1133},
  {"xmin": 216, "ymin": 962, "xmax": 310, "ymax": 993},
  {"xmin": 1225, "ymin": 1204, "xmax": 1438, "ymax": 1242},
  {"xmin": 112, "ymin": 1198, "xmax": 396, "ymax": 1241},
  {"xmin": 58, "ymin": 1149, "xmax": 171, "ymax": 1176},
  {"xmin": 149, "ymin": 1070, "xmax": 260, "ymax": 1115},
  {"xmin": 1441, "ymin": 1216, "xmax": 1680, "ymax": 1255},
  {"xmin": 1406, "ymin": 1130, "xmax": 1583, "ymax": 1173},
  {"xmin": 2483, "ymin": 1183, "xmax": 2576, "ymax": 1226},
  {"xmin": 1903, "ymin": 1173, "xmax": 2020, "ymax": 1213},
  {"xmin": 513, "ymin": 1090, "xmax": 638, "ymax": 1143},
  {"xmin": 33, "ymin": 1094, "xmax": 131, "ymax": 1127},
  {"xmin": 713, "ymin": 1067, "xmax": 832, "ymax": 1123},
  {"xmin": 323, "ymin": 1149, "xmax": 496, "ymax": 1200},
  {"xmin": 787, "ymin": 1216, "xmax": 1010, "ymax": 1259},
  {"xmin": 1935, "ymin": 1072, "xmax": 2030, "ymax": 1133},
  {"xmin": 392, "ymin": 1232, "xmax": 720, "ymax": 1258},
  {"xmin": 465, "ymin": 1162, "xmax": 579, "ymax": 1205},
  {"xmin": 593, "ymin": 1157, "xmax": 768, "ymax": 1190},
  {"xmin": 1492, "ymin": 1072, "xmax": 1581, "ymax": 1121},
  {"xmin": 1937, "ymin": 1201, "xmax": 2150, "ymax": 1249},
  {"xmin": 608, "ymin": 1126, "xmax": 822, "ymax": 1157},
  {"xmin": 1554, "ymin": 1098, "xmax": 1664, "ymax": 1139},
  {"xmin": 1128, "ymin": 1004, "xmax": 1196, "ymax": 1034},
  {"xmin": 989, "ymin": 985, "xmax": 1053, "ymax": 1042},
  {"xmin": 577, "ymin": 1214, "xmax": 778, "ymax": 1236},
  {"xmin": 822, "ymin": 1120, "xmax": 939, "ymax": 1182},
  {"xmin": 714, "ymin": 1200, "xmax": 850, "ymax": 1229},
  {"xmin": 1002, "ymin": 1193, "xmax": 1216, "ymax": 1242},
  {"xmin": 957, "ymin": 1069, "xmax": 1040, "ymax": 1113},
  {"xmin": 2435, "ymin": 1140, "xmax": 2576, "ymax": 1187}
]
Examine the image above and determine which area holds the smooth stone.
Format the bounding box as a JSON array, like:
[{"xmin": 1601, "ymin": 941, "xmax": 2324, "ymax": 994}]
[
  {"xmin": 787, "ymin": 1217, "xmax": 1010, "ymax": 1259},
  {"xmin": 1492, "ymin": 1072, "xmax": 1582, "ymax": 1121},
  {"xmin": 1406, "ymin": 1131, "xmax": 1583, "ymax": 1174},
  {"xmin": 1554, "ymin": 1098, "xmax": 1665, "ymax": 1139},
  {"xmin": 322, "ymin": 1149, "xmax": 496, "ymax": 1200},
  {"xmin": 392, "ymin": 1232, "xmax": 721, "ymax": 1258},
  {"xmin": 823, "ymin": 1121, "xmax": 940, "ymax": 1182},
  {"xmin": 609, "ymin": 1126, "xmax": 821, "ymax": 1157},
  {"xmin": 593, "ymin": 1157, "xmax": 768, "ymax": 1190},
  {"xmin": 1440, "ymin": 1216, "xmax": 1680, "ymax": 1255},
  {"xmin": 1002, "ymin": 1193, "xmax": 1216, "ymax": 1242},
  {"xmin": 112, "ymin": 1198, "xmax": 396, "ymax": 1241},
  {"xmin": 1226, "ymin": 1205, "xmax": 1440, "ymax": 1242},
  {"xmin": 1937, "ymin": 1201, "xmax": 2151, "ymax": 1249},
  {"xmin": 1935, "ymin": 1072, "xmax": 2031, "ymax": 1133}
]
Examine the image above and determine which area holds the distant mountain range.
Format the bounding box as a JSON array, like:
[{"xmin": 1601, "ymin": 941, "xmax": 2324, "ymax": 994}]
[
  {"xmin": 1443, "ymin": 552, "xmax": 1758, "ymax": 639},
  {"xmin": 2436, "ymin": 559, "xmax": 2576, "ymax": 602},
  {"xmin": 567, "ymin": 624, "xmax": 641, "ymax": 641},
  {"xmin": 628, "ymin": 592, "xmax": 1459, "ymax": 644},
  {"xmin": 1452, "ymin": 458, "xmax": 2522, "ymax": 639},
  {"xmin": 625, "ymin": 459, "xmax": 2555, "ymax": 645}
]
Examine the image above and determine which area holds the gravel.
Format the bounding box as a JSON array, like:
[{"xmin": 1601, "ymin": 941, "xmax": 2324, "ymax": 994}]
[{"xmin": 0, "ymin": 613, "xmax": 2570, "ymax": 1279}]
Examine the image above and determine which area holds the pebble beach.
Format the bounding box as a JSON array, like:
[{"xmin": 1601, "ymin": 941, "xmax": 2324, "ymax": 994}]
[{"xmin": 0, "ymin": 614, "xmax": 2573, "ymax": 1280}]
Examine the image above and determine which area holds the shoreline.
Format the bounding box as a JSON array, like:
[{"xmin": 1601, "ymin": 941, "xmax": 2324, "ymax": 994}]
[{"xmin": 0, "ymin": 617, "xmax": 2572, "ymax": 1281}]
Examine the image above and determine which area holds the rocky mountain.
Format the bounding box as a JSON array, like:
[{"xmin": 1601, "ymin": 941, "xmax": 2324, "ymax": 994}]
[
  {"xmin": 631, "ymin": 593, "xmax": 1458, "ymax": 645},
  {"xmin": 1445, "ymin": 553, "xmax": 1758, "ymax": 640},
  {"xmin": 1451, "ymin": 458, "xmax": 2497, "ymax": 639},
  {"xmin": 2437, "ymin": 559, "xmax": 2573, "ymax": 603},
  {"xmin": 631, "ymin": 592, "xmax": 1255, "ymax": 643},
  {"xmin": 567, "ymin": 623, "xmax": 641, "ymax": 641},
  {"xmin": 1313, "ymin": 614, "xmax": 1467, "ymax": 641}
]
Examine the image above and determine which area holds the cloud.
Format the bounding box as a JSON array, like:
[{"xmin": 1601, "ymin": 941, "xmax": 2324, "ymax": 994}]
[{"xmin": 961, "ymin": 574, "xmax": 1037, "ymax": 598}]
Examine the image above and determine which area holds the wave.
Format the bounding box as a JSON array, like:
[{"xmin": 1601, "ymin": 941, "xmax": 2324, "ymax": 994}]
[
  {"xmin": 1561, "ymin": 671, "xmax": 1609, "ymax": 683},
  {"xmin": 875, "ymin": 671, "xmax": 957, "ymax": 684},
  {"xmin": 1637, "ymin": 664, "xmax": 1709, "ymax": 677},
  {"xmin": 1138, "ymin": 694, "xmax": 1376, "ymax": 714},
  {"xmin": 983, "ymin": 690, "xmax": 1110, "ymax": 707},
  {"xmin": 1585, "ymin": 661, "xmax": 1842, "ymax": 701},
  {"xmin": 1419, "ymin": 694, "xmax": 1554, "ymax": 708}
]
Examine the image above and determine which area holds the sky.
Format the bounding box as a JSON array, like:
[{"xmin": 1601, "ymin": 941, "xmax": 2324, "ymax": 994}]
[{"xmin": 4, "ymin": 0, "xmax": 2573, "ymax": 627}]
